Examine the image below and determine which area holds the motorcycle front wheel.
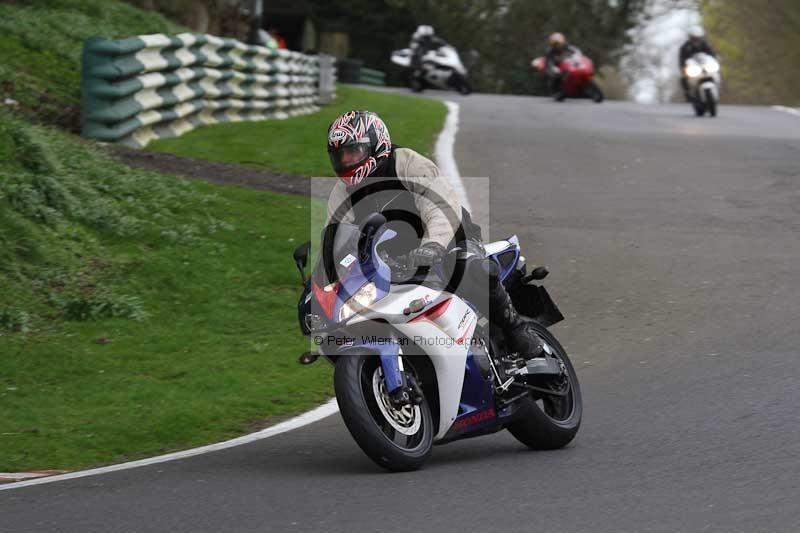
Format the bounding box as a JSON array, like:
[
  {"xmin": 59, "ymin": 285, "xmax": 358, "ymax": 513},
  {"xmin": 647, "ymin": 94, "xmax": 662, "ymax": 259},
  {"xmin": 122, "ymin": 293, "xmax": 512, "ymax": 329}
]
[
  {"xmin": 450, "ymin": 73, "xmax": 472, "ymax": 95},
  {"xmin": 704, "ymin": 88, "xmax": 717, "ymax": 117},
  {"xmin": 507, "ymin": 321, "xmax": 582, "ymax": 450},
  {"xmin": 409, "ymin": 73, "xmax": 425, "ymax": 93},
  {"xmin": 334, "ymin": 352, "xmax": 434, "ymax": 471},
  {"xmin": 692, "ymin": 96, "xmax": 706, "ymax": 116},
  {"xmin": 586, "ymin": 80, "xmax": 604, "ymax": 103}
]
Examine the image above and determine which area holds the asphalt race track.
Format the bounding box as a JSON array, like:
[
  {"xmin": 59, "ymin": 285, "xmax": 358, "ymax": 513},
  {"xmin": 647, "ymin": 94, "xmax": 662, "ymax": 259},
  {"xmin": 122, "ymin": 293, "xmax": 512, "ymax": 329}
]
[{"xmin": 3, "ymin": 94, "xmax": 800, "ymax": 532}]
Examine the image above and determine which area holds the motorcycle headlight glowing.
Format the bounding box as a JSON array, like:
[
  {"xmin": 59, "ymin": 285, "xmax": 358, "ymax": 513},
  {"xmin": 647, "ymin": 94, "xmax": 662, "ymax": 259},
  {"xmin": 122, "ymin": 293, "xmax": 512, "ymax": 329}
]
[
  {"xmin": 704, "ymin": 62, "xmax": 719, "ymax": 74},
  {"xmin": 338, "ymin": 282, "xmax": 378, "ymax": 322},
  {"xmin": 685, "ymin": 64, "xmax": 703, "ymax": 78}
]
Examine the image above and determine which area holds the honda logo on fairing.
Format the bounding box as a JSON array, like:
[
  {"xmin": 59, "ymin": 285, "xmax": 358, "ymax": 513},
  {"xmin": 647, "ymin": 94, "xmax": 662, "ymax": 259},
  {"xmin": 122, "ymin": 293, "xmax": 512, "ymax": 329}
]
[{"xmin": 452, "ymin": 407, "xmax": 496, "ymax": 430}]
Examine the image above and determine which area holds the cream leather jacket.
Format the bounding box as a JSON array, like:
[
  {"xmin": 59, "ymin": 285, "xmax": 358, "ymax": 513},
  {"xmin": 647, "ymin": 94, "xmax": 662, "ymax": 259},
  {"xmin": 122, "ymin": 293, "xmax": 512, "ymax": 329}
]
[{"xmin": 326, "ymin": 148, "xmax": 463, "ymax": 249}]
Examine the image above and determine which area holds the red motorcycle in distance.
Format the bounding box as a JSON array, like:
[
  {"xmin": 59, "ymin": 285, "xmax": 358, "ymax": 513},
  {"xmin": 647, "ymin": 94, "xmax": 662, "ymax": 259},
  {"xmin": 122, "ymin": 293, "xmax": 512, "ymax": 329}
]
[{"xmin": 532, "ymin": 51, "xmax": 604, "ymax": 103}]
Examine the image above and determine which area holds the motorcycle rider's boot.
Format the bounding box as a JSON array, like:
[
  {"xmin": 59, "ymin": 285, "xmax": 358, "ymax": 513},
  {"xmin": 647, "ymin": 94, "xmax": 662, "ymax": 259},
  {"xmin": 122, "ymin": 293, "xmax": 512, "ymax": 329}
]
[{"xmin": 484, "ymin": 261, "xmax": 545, "ymax": 360}]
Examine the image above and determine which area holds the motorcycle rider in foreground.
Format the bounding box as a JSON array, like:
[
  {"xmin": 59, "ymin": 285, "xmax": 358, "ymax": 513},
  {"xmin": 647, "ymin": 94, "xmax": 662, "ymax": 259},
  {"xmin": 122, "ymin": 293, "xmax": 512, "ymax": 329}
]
[
  {"xmin": 679, "ymin": 26, "xmax": 717, "ymax": 101},
  {"xmin": 325, "ymin": 110, "xmax": 545, "ymax": 399},
  {"xmin": 544, "ymin": 32, "xmax": 579, "ymax": 100}
]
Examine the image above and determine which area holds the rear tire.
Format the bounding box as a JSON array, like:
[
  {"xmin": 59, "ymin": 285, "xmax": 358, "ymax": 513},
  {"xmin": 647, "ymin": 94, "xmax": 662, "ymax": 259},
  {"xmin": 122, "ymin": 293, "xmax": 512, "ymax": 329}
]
[
  {"xmin": 334, "ymin": 353, "xmax": 433, "ymax": 471},
  {"xmin": 506, "ymin": 322, "xmax": 582, "ymax": 450},
  {"xmin": 705, "ymin": 88, "xmax": 717, "ymax": 117}
]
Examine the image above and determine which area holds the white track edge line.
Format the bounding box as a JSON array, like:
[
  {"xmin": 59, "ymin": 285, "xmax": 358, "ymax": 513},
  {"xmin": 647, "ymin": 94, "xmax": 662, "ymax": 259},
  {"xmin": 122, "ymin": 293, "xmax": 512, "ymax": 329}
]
[
  {"xmin": 0, "ymin": 399, "xmax": 339, "ymax": 491},
  {"xmin": 772, "ymin": 105, "xmax": 800, "ymax": 117},
  {"xmin": 435, "ymin": 100, "xmax": 471, "ymax": 211}
]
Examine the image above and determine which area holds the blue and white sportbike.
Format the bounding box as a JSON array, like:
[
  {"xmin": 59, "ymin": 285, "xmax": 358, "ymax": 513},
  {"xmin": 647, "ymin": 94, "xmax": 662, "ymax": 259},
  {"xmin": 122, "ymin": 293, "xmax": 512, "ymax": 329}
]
[{"xmin": 292, "ymin": 214, "xmax": 581, "ymax": 471}]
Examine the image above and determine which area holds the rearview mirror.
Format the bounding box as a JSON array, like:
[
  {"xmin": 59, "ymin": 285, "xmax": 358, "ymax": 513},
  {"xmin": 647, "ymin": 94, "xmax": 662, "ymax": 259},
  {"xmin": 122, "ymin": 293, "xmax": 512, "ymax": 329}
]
[
  {"xmin": 359, "ymin": 213, "xmax": 387, "ymax": 261},
  {"xmin": 293, "ymin": 241, "xmax": 311, "ymax": 285},
  {"xmin": 293, "ymin": 241, "xmax": 311, "ymax": 268}
]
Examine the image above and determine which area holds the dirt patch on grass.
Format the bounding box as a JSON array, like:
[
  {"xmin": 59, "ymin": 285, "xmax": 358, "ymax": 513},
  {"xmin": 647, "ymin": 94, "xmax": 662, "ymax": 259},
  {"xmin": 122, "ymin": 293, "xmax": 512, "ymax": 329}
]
[{"xmin": 109, "ymin": 145, "xmax": 332, "ymax": 198}]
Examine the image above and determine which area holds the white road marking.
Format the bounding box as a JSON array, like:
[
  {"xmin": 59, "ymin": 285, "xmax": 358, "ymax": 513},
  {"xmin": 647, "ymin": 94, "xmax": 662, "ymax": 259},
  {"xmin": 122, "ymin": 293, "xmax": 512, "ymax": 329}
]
[
  {"xmin": 0, "ymin": 471, "xmax": 64, "ymax": 481},
  {"xmin": 1, "ymin": 97, "xmax": 468, "ymax": 492},
  {"xmin": 772, "ymin": 105, "xmax": 800, "ymax": 117},
  {"xmin": 0, "ymin": 399, "xmax": 339, "ymax": 491},
  {"xmin": 435, "ymin": 100, "xmax": 471, "ymax": 211}
]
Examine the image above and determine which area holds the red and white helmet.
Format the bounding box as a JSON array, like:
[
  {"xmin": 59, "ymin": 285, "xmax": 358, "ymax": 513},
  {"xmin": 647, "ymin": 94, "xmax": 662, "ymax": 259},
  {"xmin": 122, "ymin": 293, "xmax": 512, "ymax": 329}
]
[{"xmin": 327, "ymin": 110, "xmax": 392, "ymax": 186}]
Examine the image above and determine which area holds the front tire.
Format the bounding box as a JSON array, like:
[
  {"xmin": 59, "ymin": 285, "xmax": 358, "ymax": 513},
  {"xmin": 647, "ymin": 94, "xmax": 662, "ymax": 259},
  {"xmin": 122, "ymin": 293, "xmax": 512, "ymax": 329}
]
[
  {"xmin": 506, "ymin": 322, "xmax": 582, "ymax": 450},
  {"xmin": 452, "ymin": 73, "xmax": 472, "ymax": 95},
  {"xmin": 704, "ymin": 88, "xmax": 717, "ymax": 117},
  {"xmin": 409, "ymin": 72, "xmax": 425, "ymax": 93},
  {"xmin": 334, "ymin": 353, "xmax": 433, "ymax": 471},
  {"xmin": 586, "ymin": 80, "xmax": 604, "ymax": 103}
]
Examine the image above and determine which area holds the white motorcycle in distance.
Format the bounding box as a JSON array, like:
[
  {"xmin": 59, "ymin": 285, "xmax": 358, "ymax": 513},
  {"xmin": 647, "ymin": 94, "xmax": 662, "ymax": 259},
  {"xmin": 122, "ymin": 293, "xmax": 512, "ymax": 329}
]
[
  {"xmin": 685, "ymin": 53, "xmax": 721, "ymax": 117},
  {"xmin": 391, "ymin": 45, "xmax": 472, "ymax": 95}
]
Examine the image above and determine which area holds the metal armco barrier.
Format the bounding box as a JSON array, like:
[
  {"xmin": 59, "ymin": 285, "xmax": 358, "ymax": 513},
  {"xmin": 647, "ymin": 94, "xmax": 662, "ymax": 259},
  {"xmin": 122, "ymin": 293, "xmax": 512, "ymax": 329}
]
[
  {"xmin": 358, "ymin": 67, "xmax": 386, "ymax": 86},
  {"xmin": 81, "ymin": 33, "xmax": 336, "ymax": 148}
]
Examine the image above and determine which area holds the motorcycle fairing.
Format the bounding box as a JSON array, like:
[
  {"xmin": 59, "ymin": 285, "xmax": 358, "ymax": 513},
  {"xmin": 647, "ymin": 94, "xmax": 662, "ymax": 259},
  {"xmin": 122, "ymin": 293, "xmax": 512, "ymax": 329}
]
[
  {"xmin": 485, "ymin": 235, "xmax": 521, "ymax": 283},
  {"xmin": 312, "ymin": 227, "xmax": 395, "ymax": 323},
  {"xmin": 334, "ymin": 293, "xmax": 480, "ymax": 439},
  {"xmin": 560, "ymin": 54, "xmax": 595, "ymax": 96},
  {"xmin": 439, "ymin": 351, "xmax": 498, "ymax": 441},
  {"xmin": 334, "ymin": 337, "xmax": 405, "ymax": 394},
  {"xmin": 392, "ymin": 295, "xmax": 478, "ymax": 439},
  {"xmin": 685, "ymin": 53, "xmax": 721, "ymax": 103}
]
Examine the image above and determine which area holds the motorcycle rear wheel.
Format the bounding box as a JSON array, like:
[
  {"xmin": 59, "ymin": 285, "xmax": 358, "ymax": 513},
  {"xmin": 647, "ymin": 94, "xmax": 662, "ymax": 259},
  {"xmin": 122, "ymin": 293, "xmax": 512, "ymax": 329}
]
[
  {"xmin": 506, "ymin": 321, "xmax": 582, "ymax": 450},
  {"xmin": 334, "ymin": 353, "xmax": 434, "ymax": 471}
]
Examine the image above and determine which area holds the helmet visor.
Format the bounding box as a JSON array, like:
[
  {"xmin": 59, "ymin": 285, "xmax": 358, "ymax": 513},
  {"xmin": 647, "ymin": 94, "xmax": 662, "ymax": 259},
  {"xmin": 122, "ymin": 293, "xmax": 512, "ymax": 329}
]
[{"xmin": 329, "ymin": 143, "xmax": 370, "ymax": 175}]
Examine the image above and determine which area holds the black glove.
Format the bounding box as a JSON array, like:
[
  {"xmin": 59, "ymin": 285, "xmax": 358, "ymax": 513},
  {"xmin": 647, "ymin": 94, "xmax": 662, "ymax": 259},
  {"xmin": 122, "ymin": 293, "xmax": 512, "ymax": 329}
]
[{"xmin": 401, "ymin": 242, "xmax": 446, "ymax": 268}]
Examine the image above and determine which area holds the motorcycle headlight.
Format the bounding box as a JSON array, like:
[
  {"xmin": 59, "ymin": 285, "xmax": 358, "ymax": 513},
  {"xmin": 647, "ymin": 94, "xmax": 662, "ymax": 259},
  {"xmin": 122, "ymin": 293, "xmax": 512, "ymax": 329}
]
[
  {"xmin": 338, "ymin": 282, "xmax": 378, "ymax": 322},
  {"xmin": 685, "ymin": 64, "xmax": 703, "ymax": 78},
  {"xmin": 704, "ymin": 62, "xmax": 719, "ymax": 74}
]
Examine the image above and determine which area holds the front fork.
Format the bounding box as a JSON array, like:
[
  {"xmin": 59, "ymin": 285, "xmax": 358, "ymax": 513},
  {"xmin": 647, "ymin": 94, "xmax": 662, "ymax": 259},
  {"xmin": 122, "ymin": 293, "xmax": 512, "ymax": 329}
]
[
  {"xmin": 333, "ymin": 337, "xmax": 405, "ymax": 394},
  {"xmin": 334, "ymin": 336, "xmax": 423, "ymax": 405},
  {"xmin": 378, "ymin": 342, "xmax": 405, "ymax": 394}
]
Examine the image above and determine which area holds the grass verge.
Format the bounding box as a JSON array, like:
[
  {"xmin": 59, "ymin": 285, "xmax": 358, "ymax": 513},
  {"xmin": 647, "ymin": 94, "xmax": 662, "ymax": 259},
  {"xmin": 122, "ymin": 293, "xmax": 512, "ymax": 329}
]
[
  {"xmin": 0, "ymin": 110, "xmax": 331, "ymax": 472},
  {"xmin": 149, "ymin": 85, "xmax": 448, "ymax": 176},
  {"xmin": 1, "ymin": 84, "xmax": 446, "ymax": 472},
  {"xmin": 0, "ymin": 0, "xmax": 184, "ymax": 130}
]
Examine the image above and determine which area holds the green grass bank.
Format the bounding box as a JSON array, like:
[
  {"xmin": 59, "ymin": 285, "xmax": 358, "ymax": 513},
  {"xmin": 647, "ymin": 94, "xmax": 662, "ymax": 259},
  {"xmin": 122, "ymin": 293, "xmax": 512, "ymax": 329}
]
[
  {"xmin": 0, "ymin": 0, "xmax": 184, "ymax": 130},
  {"xmin": 0, "ymin": 0, "xmax": 447, "ymax": 474},
  {"xmin": 149, "ymin": 85, "xmax": 447, "ymax": 176},
  {"xmin": 0, "ymin": 111, "xmax": 331, "ymax": 472}
]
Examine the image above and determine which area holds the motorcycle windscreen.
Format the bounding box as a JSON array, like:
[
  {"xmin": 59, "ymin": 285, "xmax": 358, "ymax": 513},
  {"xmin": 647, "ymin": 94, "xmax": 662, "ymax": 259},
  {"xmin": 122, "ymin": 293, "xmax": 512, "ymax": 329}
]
[{"xmin": 312, "ymin": 222, "xmax": 365, "ymax": 287}]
